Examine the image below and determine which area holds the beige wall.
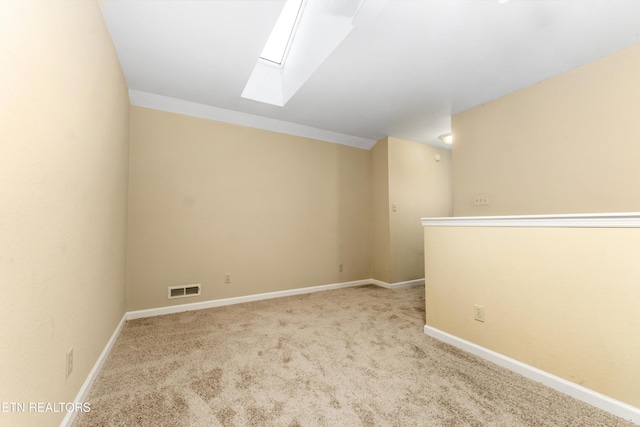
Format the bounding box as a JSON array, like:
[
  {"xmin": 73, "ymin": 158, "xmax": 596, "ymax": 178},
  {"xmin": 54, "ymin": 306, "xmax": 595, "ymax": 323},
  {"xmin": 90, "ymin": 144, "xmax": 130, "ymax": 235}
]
[
  {"xmin": 371, "ymin": 138, "xmax": 391, "ymax": 282},
  {"xmin": 371, "ymin": 137, "xmax": 453, "ymax": 284},
  {"xmin": 388, "ymin": 138, "xmax": 452, "ymax": 283},
  {"xmin": 0, "ymin": 2, "xmax": 129, "ymax": 426},
  {"xmin": 127, "ymin": 119, "xmax": 451, "ymax": 307},
  {"xmin": 452, "ymin": 43, "xmax": 640, "ymax": 216},
  {"xmin": 126, "ymin": 107, "xmax": 371, "ymax": 311},
  {"xmin": 424, "ymin": 226, "xmax": 640, "ymax": 408},
  {"xmin": 433, "ymin": 43, "xmax": 640, "ymax": 409}
]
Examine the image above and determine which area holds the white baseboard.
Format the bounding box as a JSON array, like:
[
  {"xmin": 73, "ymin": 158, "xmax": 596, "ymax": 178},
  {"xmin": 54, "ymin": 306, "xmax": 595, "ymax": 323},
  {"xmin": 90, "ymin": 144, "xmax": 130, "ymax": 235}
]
[
  {"xmin": 126, "ymin": 279, "xmax": 373, "ymax": 320},
  {"xmin": 59, "ymin": 313, "xmax": 127, "ymax": 427},
  {"xmin": 424, "ymin": 325, "xmax": 640, "ymax": 425},
  {"xmin": 370, "ymin": 278, "xmax": 425, "ymax": 289}
]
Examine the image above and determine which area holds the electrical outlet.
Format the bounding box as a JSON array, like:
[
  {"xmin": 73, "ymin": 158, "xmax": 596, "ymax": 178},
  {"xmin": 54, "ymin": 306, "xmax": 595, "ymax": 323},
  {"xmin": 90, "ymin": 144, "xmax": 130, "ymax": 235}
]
[
  {"xmin": 339, "ymin": 264, "xmax": 343, "ymax": 272},
  {"xmin": 66, "ymin": 348, "xmax": 73, "ymax": 379},
  {"xmin": 473, "ymin": 194, "xmax": 489, "ymax": 206},
  {"xmin": 224, "ymin": 273, "xmax": 231, "ymax": 284},
  {"xmin": 474, "ymin": 305, "xmax": 485, "ymax": 322}
]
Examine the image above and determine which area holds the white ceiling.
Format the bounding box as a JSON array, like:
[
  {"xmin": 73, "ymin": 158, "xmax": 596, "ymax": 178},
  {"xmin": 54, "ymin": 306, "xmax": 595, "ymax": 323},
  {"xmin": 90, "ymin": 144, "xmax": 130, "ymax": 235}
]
[{"xmin": 101, "ymin": 0, "xmax": 640, "ymax": 149}]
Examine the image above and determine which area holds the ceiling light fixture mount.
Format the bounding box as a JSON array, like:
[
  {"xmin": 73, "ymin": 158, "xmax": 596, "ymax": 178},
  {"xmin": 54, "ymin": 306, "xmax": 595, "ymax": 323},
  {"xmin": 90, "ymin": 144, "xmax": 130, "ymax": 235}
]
[{"xmin": 439, "ymin": 133, "xmax": 453, "ymax": 145}]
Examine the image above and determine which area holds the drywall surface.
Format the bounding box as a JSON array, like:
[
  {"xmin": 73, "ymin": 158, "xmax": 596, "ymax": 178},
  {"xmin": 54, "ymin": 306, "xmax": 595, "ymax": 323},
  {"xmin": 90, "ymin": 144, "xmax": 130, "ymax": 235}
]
[
  {"xmin": 0, "ymin": 1, "xmax": 129, "ymax": 425},
  {"xmin": 126, "ymin": 107, "xmax": 371, "ymax": 311},
  {"xmin": 388, "ymin": 138, "xmax": 452, "ymax": 283},
  {"xmin": 424, "ymin": 226, "xmax": 640, "ymax": 408},
  {"xmin": 452, "ymin": 43, "xmax": 640, "ymax": 216},
  {"xmin": 371, "ymin": 138, "xmax": 391, "ymax": 283}
]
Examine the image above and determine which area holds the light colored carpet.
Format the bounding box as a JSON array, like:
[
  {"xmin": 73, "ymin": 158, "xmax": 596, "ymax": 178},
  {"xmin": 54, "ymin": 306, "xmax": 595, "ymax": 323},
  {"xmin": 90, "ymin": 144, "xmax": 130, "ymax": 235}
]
[{"xmin": 73, "ymin": 285, "xmax": 633, "ymax": 426}]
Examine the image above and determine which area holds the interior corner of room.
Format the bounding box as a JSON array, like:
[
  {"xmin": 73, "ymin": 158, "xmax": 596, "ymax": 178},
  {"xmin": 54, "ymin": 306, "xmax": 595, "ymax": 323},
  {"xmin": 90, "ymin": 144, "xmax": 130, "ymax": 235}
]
[{"xmin": 1, "ymin": 0, "xmax": 639, "ymax": 426}]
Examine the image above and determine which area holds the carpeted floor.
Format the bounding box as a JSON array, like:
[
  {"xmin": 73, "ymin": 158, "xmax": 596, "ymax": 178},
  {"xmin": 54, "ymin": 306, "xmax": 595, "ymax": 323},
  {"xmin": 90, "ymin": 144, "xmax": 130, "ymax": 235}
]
[{"xmin": 73, "ymin": 285, "xmax": 633, "ymax": 426}]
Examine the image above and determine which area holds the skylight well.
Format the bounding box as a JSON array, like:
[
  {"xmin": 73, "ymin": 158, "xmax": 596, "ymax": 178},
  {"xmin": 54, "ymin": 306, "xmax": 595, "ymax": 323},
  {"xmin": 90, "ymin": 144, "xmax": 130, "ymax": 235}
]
[
  {"xmin": 260, "ymin": 0, "xmax": 304, "ymax": 65},
  {"xmin": 242, "ymin": 0, "xmax": 388, "ymax": 107}
]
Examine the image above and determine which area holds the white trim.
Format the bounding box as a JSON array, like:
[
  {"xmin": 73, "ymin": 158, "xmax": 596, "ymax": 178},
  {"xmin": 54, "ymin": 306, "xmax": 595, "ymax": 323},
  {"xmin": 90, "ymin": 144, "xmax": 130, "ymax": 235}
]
[
  {"xmin": 421, "ymin": 212, "xmax": 640, "ymax": 228},
  {"xmin": 126, "ymin": 279, "xmax": 373, "ymax": 320},
  {"xmin": 59, "ymin": 314, "xmax": 127, "ymax": 427},
  {"xmin": 423, "ymin": 325, "xmax": 640, "ymax": 425},
  {"xmin": 369, "ymin": 278, "xmax": 425, "ymax": 289},
  {"xmin": 128, "ymin": 90, "xmax": 376, "ymax": 150}
]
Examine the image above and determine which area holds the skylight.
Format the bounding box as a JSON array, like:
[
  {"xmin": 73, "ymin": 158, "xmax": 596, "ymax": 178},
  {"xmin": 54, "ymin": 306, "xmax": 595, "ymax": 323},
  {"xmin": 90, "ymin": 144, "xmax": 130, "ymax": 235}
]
[
  {"xmin": 260, "ymin": 0, "xmax": 304, "ymax": 65},
  {"xmin": 243, "ymin": 0, "xmax": 388, "ymax": 107}
]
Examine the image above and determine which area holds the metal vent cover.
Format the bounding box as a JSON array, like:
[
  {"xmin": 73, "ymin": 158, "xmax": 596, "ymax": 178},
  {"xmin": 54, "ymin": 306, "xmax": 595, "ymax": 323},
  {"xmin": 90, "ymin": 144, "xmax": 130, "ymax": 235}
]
[{"xmin": 168, "ymin": 284, "xmax": 201, "ymax": 299}]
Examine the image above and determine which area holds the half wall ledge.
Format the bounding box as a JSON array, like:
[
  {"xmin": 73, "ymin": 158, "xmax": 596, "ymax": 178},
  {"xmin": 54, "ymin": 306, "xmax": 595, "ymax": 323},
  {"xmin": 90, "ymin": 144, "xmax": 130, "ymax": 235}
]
[
  {"xmin": 421, "ymin": 211, "xmax": 640, "ymax": 423},
  {"xmin": 421, "ymin": 212, "xmax": 640, "ymax": 228}
]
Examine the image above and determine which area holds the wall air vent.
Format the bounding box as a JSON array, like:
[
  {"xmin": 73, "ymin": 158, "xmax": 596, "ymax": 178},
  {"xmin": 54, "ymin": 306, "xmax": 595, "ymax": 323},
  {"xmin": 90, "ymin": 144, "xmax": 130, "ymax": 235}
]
[{"xmin": 168, "ymin": 284, "xmax": 201, "ymax": 299}]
